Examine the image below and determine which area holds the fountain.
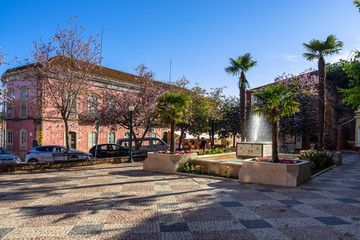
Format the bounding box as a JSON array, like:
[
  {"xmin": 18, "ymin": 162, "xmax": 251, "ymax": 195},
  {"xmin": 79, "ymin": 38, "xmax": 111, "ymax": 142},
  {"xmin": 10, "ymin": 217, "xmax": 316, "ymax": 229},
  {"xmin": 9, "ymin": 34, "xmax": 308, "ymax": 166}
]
[{"xmin": 236, "ymin": 113, "xmax": 272, "ymax": 158}]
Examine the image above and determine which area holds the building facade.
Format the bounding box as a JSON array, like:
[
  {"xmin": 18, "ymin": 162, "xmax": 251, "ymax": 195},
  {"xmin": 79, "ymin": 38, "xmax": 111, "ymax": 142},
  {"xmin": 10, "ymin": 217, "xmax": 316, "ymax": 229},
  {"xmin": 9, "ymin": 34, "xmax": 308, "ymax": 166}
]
[{"xmin": 2, "ymin": 63, "xmax": 169, "ymax": 159}]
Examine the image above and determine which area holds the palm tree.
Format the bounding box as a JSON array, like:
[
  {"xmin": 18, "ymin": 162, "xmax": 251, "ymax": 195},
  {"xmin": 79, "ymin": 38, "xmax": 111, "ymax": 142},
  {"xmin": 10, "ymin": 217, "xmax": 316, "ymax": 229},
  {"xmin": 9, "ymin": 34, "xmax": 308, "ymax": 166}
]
[
  {"xmin": 157, "ymin": 92, "xmax": 191, "ymax": 152},
  {"xmin": 303, "ymin": 35, "xmax": 343, "ymax": 150},
  {"xmin": 251, "ymin": 83, "xmax": 300, "ymax": 162},
  {"xmin": 225, "ymin": 53, "xmax": 257, "ymax": 142}
]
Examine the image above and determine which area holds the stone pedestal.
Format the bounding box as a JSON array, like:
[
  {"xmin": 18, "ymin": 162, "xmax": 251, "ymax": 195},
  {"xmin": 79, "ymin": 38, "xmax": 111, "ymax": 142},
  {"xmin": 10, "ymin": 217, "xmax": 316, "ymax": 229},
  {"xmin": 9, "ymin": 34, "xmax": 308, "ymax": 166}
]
[{"xmin": 236, "ymin": 142, "xmax": 272, "ymax": 158}]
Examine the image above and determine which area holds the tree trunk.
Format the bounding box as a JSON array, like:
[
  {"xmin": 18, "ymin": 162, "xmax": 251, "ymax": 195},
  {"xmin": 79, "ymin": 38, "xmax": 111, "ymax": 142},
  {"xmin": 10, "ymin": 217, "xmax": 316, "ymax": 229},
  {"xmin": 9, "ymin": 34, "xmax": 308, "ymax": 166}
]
[
  {"xmin": 233, "ymin": 134, "xmax": 236, "ymax": 147},
  {"xmin": 272, "ymin": 121, "xmax": 279, "ymax": 163},
  {"xmin": 318, "ymin": 56, "xmax": 326, "ymax": 150},
  {"xmin": 210, "ymin": 120, "xmax": 215, "ymax": 149},
  {"xmin": 239, "ymin": 72, "xmax": 246, "ymax": 142},
  {"xmin": 64, "ymin": 117, "xmax": 70, "ymax": 160},
  {"xmin": 179, "ymin": 127, "xmax": 185, "ymax": 150},
  {"xmin": 170, "ymin": 121, "xmax": 175, "ymax": 152}
]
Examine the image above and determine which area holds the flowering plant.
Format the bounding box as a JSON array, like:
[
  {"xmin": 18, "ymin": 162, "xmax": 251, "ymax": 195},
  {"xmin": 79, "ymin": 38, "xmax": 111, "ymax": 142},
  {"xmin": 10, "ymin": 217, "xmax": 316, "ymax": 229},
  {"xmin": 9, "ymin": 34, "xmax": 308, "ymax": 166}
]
[
  {"xmin": 158, "ymin": 150, "xmax": 192, "ymax": 154},
  {"xmin": 254, "ymin": 158, "xmax": 298, "ymax": 164}
]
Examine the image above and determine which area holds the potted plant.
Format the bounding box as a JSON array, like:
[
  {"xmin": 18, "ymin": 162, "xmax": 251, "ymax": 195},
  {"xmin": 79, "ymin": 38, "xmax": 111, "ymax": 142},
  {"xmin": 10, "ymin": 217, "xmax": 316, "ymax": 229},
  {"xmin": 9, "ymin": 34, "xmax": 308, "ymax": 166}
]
[{"xmin": 238, "ymin": 83, "xmax": 311, "ymax": 187}]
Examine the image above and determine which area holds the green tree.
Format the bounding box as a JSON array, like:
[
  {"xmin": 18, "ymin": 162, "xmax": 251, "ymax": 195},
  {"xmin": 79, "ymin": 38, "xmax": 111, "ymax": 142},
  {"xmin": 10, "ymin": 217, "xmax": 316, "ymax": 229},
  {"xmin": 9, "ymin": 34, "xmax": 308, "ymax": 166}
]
[
  {"xmin": 218, "ymin": 96, "xmax": 241, "ymax": 147},
  {"xmin": 303, "ymin": 34, "xmax": 343, "ymax": 150},
  {"xmin": 157, "ymin": 92, "xmax": 191, "ymax": 152},
  {"xmin": 251, "ymin": 83, "xmax": 300, "ymax": 162},
  {"xmin": 340, "ymin": 57, "xmax": 360, "ymax": 109},
  {"xmin": 354, "ymin": 0, "xmax": 360, "ymax": 11},
  {"xmin": 225, "ymin": 53, "xmax": 257, "ymax": 142}
]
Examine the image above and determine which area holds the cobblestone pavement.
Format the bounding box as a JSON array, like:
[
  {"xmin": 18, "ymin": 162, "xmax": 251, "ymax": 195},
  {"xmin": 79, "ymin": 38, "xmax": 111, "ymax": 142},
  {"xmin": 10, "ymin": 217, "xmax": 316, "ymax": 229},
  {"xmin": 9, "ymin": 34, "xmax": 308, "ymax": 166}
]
[{"xmin": 0, "ymin": 154, "xmax": 359, "ymax": 239}]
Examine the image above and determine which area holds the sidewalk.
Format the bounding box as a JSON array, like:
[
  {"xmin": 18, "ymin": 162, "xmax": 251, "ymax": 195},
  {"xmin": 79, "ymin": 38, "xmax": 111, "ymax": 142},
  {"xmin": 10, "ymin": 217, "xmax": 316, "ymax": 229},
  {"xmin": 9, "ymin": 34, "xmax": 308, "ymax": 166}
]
[{"xmin": 0, "ymin": 154, "xmax": 359, "ymax": 239}]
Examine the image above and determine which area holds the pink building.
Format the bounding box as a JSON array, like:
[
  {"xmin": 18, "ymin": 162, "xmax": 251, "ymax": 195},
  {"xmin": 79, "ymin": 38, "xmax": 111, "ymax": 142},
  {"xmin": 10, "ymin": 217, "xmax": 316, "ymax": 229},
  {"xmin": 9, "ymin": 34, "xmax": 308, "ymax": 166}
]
[{"xmin": 2, "ymin": 63, "xmax": 168, "ymax": 159}]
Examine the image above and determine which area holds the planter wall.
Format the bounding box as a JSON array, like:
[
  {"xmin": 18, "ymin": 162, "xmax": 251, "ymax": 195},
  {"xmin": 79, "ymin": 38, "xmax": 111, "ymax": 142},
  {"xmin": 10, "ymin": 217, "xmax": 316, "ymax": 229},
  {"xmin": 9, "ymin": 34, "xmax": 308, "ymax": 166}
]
[
  {"xmin": 238, "ymin": 159, "xmax": 311, "ymax": 187},
  {"xmin": 195, "ymin": 159, "xmax": 242, "ymax": 177},
  {"xmin": 143, "ymin": 152, "xmax": 198, "ymax": 173},
  {"xmin": 197, "ymin": 152, "xmax": 236, "ymax": 161}
]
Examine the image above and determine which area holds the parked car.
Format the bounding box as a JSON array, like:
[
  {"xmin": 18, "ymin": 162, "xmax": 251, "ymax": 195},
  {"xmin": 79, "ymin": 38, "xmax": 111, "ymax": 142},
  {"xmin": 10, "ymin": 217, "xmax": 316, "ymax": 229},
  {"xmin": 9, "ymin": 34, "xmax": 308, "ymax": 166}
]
[
  {"xmin": 25, "ymin": 145, "xmax": 93, "ymax": 162},
  {"xmin": 0, "ymin": 147, "xmax": 21, "ymax": 164},
  {"xmin": 89, "ymin": 144, "xmax": 129, "ymax": 158},
  {"xmin": 116, "ymin": 137, "xmax": 169, "ymax": 156}
]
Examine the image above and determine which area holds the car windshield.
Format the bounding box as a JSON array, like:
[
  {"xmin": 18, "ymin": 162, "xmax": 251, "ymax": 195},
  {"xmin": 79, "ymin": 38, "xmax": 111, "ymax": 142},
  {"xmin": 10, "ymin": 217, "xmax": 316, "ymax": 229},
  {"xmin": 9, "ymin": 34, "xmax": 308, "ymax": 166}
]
[{"xmin": 0, "ymin": 147, "xmax": 11, "ymax": 154}]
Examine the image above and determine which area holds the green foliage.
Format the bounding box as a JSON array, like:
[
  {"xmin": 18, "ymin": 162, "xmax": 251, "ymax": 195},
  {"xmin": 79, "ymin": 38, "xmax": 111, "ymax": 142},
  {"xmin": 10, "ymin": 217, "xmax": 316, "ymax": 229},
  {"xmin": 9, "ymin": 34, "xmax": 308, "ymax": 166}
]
[
  {"xmin": 251, "ymin": 83, "xmax": 300, "ymax": 123},
  {"xmin": 225, "ymin": 53, "xmax": 257, "ymax": 88},
  {"xmin": 302, "ymin": 35, "xmax": 343, "ymax": 61},
  {"xmin": 299, "ymin": 150, "xmax": 334, "ymax": 174},
  {"xmin": 339, "ymin": 57, "xmax": 360, "ymax": 109},
  {"xmin": 198, "ymin": 148, "xmax": 231, "ymax": 155},
  {"xmin": 220, "ymin": 166, "xmax": 231, "ymax": 178},
  {"xmin": 157, "ymin": 92, "xmax": 192, "ymax": 125},
  {"xmin": 354, "ymin": 0, "xmax": 360, "ymax": 12},
  {"xmin": 183, "ymin": 159, "xmax": 203, "ymax": 174},
  {"xmin": 217, "ymin": 95, "xmax": 241, "ymax": 139}
]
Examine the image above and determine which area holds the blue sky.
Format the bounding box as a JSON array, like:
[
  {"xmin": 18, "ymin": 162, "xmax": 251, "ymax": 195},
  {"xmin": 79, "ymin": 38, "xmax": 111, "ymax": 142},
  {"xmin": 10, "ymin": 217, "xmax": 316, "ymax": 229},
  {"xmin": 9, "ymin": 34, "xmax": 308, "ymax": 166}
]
[{"xmin": 1, "ymin": 0, "xmax": 359, "ymax": 96}]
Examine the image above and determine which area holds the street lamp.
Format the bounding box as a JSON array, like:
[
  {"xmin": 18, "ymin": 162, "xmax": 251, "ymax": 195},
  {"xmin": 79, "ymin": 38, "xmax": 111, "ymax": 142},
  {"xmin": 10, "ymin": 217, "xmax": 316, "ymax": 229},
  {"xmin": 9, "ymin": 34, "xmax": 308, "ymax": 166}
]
[{"xmin": 129, "ymin": 104, "xmax": 134, "ymax": 163}]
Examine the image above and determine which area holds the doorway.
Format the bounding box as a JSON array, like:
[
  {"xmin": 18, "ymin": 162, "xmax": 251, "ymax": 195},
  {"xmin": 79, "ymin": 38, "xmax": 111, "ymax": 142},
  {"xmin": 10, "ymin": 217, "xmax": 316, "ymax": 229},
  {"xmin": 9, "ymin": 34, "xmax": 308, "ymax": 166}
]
[{"xmin": 69, "ymin": 131, "xmax": 77, "ymax": 149}]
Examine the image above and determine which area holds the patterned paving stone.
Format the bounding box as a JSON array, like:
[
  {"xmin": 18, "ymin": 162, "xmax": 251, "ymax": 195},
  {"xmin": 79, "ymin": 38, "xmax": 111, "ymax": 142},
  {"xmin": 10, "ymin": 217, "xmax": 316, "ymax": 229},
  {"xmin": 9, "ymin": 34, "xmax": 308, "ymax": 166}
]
[
  {"xmin": 68, "ymin": 224, "xmax": 104, "ymax": 235},
  {"xmin": 335, "ymin": 198, "xmax": 360, "ymax": 203},
  {"xmin": 0, "ymin": 155, "xmax": 359, "ymax": 239},
  {"xmin": 278, "ymin": 199, "xmax": 303, "ymax": 205},
  {"xmin": 159, "ymin": 222, "xmax": 189, "ymax": 233},
  {"xmin": 0, "ymin": 228, "xmax": 14, "ymax": 238},
  {"xmin": 314, "ymin": 217, "xmax": 352, "ymax": 225},
  {"xmin": 239, "ymin": 219, "xmax": 273, "ymax": 229}
]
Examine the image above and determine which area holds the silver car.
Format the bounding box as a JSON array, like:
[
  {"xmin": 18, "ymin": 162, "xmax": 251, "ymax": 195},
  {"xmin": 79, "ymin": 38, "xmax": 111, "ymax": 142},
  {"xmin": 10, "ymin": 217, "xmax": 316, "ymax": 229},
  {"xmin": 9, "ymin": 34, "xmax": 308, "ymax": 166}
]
[
  {"xmin": 25, "ymin": 145, "xmax": 93, "ymax": 162},
  {"xmin": 0, "ymin": 147, "xmax": 21, "ymax": 164}
]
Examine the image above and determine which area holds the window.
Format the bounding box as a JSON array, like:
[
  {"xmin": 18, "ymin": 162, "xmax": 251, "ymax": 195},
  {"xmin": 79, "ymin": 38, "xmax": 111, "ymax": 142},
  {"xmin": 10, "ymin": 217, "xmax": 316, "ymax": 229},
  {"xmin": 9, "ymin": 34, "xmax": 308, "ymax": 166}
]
[
  {"xmin": 108, "ymin": 132, "xmax": 115, "ymax": 144},
  {"xmin": 88, "ymin": 95, "xmax": 98, "ymax": 115},
  {"xmin": 67, "ymin": 92, "xmax": 77, "ymax": 118},
  {"xmin": 6, "ymin": 89, "xmax": 14, "ymax": 117},
  {"xmin": 20, "ymin": 129, "xmax": 27, "ymax": 149},
  {"xmin": 88, "ymin": 132, "xmax": 98, "ymax": 148},
  {"xmin": 20, "ymin": 88, "xmax": 28, "ymax": 117},
  {"xmin": 7, "ymin": 130, "xmax": 13, "ymax": 147}
]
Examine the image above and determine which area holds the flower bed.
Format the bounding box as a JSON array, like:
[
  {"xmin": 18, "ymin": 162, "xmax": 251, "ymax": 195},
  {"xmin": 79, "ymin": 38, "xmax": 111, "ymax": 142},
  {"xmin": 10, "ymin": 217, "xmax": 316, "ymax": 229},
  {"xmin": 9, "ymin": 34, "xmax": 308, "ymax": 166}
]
[
  {"xmin": 158, "ymin": 150, "xmax": 192, "ymax": 154},
  {"xmin": 255, "ymin": 158, "xmax": 299, "ymax": 164}
]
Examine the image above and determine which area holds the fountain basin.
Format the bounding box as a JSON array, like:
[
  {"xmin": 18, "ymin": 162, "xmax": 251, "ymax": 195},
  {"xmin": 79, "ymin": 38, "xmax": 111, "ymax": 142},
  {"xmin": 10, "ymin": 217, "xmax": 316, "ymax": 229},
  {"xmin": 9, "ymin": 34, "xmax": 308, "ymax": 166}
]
[{"xmin": 236, "ymin": 142, "xmax": 272, "ymax": 158}]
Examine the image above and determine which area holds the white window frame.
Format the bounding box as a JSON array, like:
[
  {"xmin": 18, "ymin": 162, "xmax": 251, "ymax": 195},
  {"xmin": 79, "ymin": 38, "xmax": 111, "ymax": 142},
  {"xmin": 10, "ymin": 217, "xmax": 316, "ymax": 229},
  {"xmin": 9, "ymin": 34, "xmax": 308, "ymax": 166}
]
[
  {"xmin": 7, "ymin": 130, "xmax": 13, "ymax": 147},
  {"xmin": 20, "ymin": 88, "xmax": 28, "ymax": 117},
  {"xmin": 108, "ymin": 132, "xmax": 116, "ymax": 144},
  {"xmin": 88, "ymin": 131, "xmax": 98, "ymax": 148},
  {"xmin": 6, "ymin": 89, "xmax": 14, "ymax": 118},
  {"xmin": 19, "ymin": 129, "xmax": 27, "ymax": 149}
]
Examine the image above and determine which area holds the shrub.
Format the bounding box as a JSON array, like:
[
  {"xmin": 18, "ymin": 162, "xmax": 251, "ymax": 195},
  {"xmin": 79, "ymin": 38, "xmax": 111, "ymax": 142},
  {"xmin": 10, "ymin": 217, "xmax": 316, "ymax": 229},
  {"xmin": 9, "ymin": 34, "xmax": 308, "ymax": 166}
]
[
  {"xmin": 299, "ymin": 150, "xmax": 334, "ymax": 174},
  {"xmin": 183, "ymin": 159, "xmax": 203, "ymax": 174},
  {"xmin": 199, "ymin": 148, "xmax": 231, "ymax": 155}
]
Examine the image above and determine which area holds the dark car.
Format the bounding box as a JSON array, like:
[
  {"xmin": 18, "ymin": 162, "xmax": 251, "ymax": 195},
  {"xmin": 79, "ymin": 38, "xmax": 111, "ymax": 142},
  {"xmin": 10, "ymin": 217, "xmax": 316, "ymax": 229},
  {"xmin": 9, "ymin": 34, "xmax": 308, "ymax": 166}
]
[{"xmin": 89, "ymin": 144, "xmax": 129, "ymax": 158}]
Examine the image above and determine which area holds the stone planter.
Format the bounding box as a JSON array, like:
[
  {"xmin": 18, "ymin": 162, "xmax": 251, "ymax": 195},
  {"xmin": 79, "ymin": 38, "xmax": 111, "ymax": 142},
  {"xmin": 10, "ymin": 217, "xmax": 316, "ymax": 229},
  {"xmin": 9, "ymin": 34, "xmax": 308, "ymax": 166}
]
[
  {"xmin": 238, "ymin": 159, "xmax": 311, "ymax": 187},
  {"xmin": 143, "ymin": 152, "xmax": 198, "ymax": 173}
]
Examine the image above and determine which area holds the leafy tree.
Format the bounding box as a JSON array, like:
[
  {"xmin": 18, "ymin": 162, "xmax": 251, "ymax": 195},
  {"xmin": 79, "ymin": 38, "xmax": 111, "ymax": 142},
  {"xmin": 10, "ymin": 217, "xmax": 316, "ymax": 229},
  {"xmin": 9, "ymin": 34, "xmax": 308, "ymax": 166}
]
[
  {"xmin": 278, "ymin": 71, "xmax": 318, "ymax": 148},
  {"xmin": 157, "ymin": 92, "xmax": 191, "ymax": 152},
  {"xmin": 218, "ymin": 95, "xmax": 241, "ymax": 147},
  {"xmin": 251, "ymin": 83, "xmax": 300, "ymax": 162},
  {"xmin": 354, "ymin": 0, "xmax": 360, "ymax": 11},
  {"xmin": 29, "ymin": 17, "xmax": 101, "ymax": 152},
  {"xmin": 303, "ymin": 34, "xmax": 343, "ymax": 150},
  {"xmin": 207, "ymin": 87, "xmax": 225, "ymax": 149},
  {"xmin": 82, "ymin": 64, "xmax": 165, "ymax": 150},
  {"xmin": 339, "ymin": 57, "xmax": 360, "ymax": 109},
  {"xmin": 225, "ymin": 53, "xmax": 257, "ymax": 142}
]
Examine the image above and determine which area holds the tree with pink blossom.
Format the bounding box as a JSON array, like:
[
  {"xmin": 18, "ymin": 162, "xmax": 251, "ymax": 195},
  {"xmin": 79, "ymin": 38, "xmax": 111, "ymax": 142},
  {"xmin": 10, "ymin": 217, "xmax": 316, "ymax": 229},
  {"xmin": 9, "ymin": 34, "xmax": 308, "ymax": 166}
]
[
  {"xmin": 81, "ymin": 64, "xmax": 166, "ymax": 150},
  {"xmin": 28, "ymin": 17, "xmax": 101, "ymax": 152}
]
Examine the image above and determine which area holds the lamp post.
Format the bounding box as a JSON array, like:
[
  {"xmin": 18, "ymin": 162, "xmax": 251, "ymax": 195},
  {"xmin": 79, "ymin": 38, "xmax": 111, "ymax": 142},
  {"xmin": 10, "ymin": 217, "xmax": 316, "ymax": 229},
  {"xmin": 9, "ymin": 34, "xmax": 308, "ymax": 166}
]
[{"xmin": 129, "ymin": 105, "xmax": 134, "ymax": 163}]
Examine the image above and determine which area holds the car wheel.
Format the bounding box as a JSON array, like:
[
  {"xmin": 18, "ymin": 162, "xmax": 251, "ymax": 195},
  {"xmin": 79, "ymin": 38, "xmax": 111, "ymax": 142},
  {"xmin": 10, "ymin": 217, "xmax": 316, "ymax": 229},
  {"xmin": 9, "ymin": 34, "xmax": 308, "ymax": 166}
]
[{"xmin": 28, "ymin": 159, "xmax": 38, "ymax": 162}]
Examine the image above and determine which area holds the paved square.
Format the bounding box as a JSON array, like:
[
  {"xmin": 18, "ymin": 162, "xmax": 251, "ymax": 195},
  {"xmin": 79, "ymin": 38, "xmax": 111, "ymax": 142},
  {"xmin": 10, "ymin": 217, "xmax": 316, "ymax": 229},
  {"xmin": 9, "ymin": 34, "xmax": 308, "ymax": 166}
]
[{"xmin": 0, "ymin": 154, "xmax": 359, "ymax": 239}]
